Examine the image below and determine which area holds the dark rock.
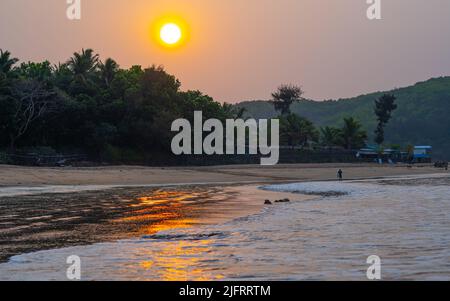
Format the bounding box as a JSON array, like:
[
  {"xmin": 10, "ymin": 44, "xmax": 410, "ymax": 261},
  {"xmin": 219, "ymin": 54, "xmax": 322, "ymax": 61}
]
[
  {"xmin": 264, "ymin": 200, "xmax": 272, "ymax": 205},
  {"xmin": 275, "ymin": 198, "xmax": 291, "ymax": 203}
]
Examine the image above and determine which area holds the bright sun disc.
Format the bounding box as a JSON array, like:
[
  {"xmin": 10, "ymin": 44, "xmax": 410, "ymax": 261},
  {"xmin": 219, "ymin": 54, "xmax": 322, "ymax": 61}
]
[{"xmin": 160, "ymin": 23, "xmax": 182, "ymax": 45}]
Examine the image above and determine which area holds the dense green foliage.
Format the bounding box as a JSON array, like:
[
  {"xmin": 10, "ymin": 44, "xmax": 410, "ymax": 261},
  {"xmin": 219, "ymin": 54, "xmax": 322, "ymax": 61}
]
[
  {"xmin": 271, "ymin": 85, "xmax": 367, "ymax": 151},
  {"xmin": 0, "ymin": 49, "xmax": 238, "ymax": 163},
  {"xmin": 237, "ymin": 77, "xmax": 450, "ymax": 159},
  {"xmin": 279, "ymin": 114, "xmax": 318, "ymax": 147},
  {"xmin": 278, "ymin": 114, "xmax": 367, "ymax": 150},
  {"xmin": 3, "ymin": 48, "xmax": 445, "ymax": 164},
  {"xmin": 339, "ymin": 117, "xmax": 368, "ymax": 150}
]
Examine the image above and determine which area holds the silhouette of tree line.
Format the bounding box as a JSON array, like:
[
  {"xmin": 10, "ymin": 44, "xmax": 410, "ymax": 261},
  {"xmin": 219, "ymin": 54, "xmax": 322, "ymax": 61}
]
[
  {"xmin": 0, "ymin": 49, "xmax": 396, "ymax": 164},
  {"xmin": 271, "ymin": 84, "xmax": 396, "ymax": 151}
]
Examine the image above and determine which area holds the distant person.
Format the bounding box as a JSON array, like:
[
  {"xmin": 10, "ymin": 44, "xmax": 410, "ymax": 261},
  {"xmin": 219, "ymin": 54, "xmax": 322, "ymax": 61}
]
[{"xmin": 337, "ymin": 169, "xmax": 343, "ymax": 181}]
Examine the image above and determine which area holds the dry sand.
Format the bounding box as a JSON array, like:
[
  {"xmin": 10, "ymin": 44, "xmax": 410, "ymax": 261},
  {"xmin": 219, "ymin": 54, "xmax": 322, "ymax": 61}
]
[{"xmin": 0, "ymin": 163, "xmax": 445, "ymax": 187}]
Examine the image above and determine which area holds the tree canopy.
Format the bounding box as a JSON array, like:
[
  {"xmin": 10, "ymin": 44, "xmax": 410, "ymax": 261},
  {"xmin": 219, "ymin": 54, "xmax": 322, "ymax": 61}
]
[
  {"xmin": 1, "ymin": 49, "xmax": 373, "ymax": 165},
  {"xmin": 238, "ymin": 77, "xmax": 450, "ymax": 159},
  {"xmin": 0, "ymin": 48, "xmax": 236, "ymax": 163}
]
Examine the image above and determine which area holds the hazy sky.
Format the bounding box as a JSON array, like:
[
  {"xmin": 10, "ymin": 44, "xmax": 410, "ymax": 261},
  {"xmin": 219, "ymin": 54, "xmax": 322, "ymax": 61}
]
[{"xmin": 1, "ymin": 0, "xmax": 450, "ymax": 102}]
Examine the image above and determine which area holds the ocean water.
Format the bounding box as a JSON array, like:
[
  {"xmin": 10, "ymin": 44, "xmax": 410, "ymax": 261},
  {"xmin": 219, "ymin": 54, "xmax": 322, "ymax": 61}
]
[{"xmin": 1, "ymin": 175, "xmax": 450, "ymax": 281}]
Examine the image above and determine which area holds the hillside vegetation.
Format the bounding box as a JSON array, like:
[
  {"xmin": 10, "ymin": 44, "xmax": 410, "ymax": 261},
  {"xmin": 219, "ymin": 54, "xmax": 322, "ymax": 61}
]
[{"xmin": 237, "ymin": 77, "xmax": 450, "ymax": 159}]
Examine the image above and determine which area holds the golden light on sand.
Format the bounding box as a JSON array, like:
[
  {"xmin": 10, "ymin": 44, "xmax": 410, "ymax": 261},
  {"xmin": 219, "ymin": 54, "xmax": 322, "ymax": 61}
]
[{"xmin": 160, "ymin": 23, "xmax": 182, "ymax": 45}]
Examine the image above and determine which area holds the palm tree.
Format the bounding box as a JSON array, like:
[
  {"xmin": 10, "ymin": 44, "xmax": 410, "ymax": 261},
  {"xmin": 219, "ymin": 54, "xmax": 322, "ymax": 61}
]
[
  {"xmin": 0, "ymin": 50, "xmax": 17, "ymax": 102},
  {"xmin": 223, "ymin": 103, "xmax": 247, "ymax": 119},
  {"xmin": 0, "ymin": 49, "xmax": 18, "ymax": 74},
  {"xmin": 280, "ymin": 113, "xmax": 318, "ymax": 147},
  {"xmin": 271, "ymin": 84, "xmax": 303, "ymax": 116},
  {"xmin": 320, "ymin": 126, "xmax": 340, "ymax": 149},
  {"xmin": 98, "ymin": 58, "xmax": 118, "ymax": 88},
  {"xmin": 340, "ymin": 117, "xmax": 367, "ymax": 150},
  {"xmin": 67, "ymin": 48, "xmax": 99, "ymax": 86}
]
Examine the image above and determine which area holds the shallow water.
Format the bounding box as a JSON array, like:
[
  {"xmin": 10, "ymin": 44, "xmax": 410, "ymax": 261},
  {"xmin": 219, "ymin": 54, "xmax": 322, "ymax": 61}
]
[{"xmin": 1, "ymin": 175, "xmax": 450, "ymax": 281}]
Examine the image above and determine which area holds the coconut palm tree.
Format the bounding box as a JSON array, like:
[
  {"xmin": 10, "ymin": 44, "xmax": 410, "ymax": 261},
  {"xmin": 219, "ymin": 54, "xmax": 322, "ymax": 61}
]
[
  {"xmin": 98, "ymin": 58, "xmax": 119, "ymax": 88},
  {"xmin": 0, "ymin": 50, "xmax": 17, "ymax": 110},
  {"xmin": 280, "ymin": 113, "xmax": 318, "ymax": 147},
  {"xmin": 340, "ymin": 117, "xmax": 367, "ymax": 150},
  {"xmin": 320, "ymin": 126, "xmax": 340, "ymax": 149},
  {"xmin": 0, "ymin": 49, "xmax": 18, "ymax": 74},
  {"xmin": 67, "ymin": 48, "xmax": 99, "ymax": 86}
]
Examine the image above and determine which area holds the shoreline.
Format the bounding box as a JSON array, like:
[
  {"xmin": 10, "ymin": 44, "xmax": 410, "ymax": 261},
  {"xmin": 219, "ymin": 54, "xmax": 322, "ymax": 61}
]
[
  {"xmin": 0, "ymin": 163, "xmax": 448, "ymax": 266},
  {"xmin": 0, "ymin": 163, "xmax": 444, "ymax": 187},
  {"xmin": 1, "ymin": 172, "xmax": 448, "ymax": 198},
  {"xmin": 0, "ymin": 184, "xmax": 309, "ymax": 264},
  {"xmin": 2, "ymin": 174, "xmax": 449, "ymax": 280}
]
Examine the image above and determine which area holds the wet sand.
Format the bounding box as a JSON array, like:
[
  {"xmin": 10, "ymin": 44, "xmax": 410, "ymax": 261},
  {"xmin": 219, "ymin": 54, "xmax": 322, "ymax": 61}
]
[
  {"xmin": 0, "ymin": 185, "xmax": 306, "ymax": 263},
  {"xmin": 2, "ymin": 176, "xmax": 450, "ymax": 281}
]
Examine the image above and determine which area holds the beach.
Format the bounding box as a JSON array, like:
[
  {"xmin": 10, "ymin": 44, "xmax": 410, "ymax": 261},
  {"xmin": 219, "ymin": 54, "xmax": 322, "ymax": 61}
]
[
  {"xmin": 0, "ymin": 184, "xmax": 307, "ymax": 264},
  {"xmin": 0, "ymin": 163, "xmax": 449, "ymax": 280},
  {"xmin": 0, "ymin": 163, "xmax": 441, "ymax": 187}
]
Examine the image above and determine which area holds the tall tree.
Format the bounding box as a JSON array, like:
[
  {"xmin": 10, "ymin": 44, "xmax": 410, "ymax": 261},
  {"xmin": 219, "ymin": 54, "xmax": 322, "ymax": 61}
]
[
  {"xmin": 271, "ymin": 84, "xmax": 303, "ymax": 115},
  {"xmin": 340, "ymin": 117, "xmax": 367, "ymax": 150},
  {"xmin": 374, "ymin": 94, "xmax": 397, "ymax": 145},
  {"xmin": 67, "ymin": 49, "xmax": 99, "ymax": 92},
  {"xmin": 320, "ymin": 126, "xmax": 341, "ymax": 149},
  {"xmin": 17, "ymin": 61, "xmax": 53, "ymax": 84},
  {"xmin": 0, "ymin": 49, "xmax": 18, "ymax": 74},
  {"xmin": 98, "ymin": 58, "xmax": 118, "ymax": 88},
  {"xmin": 0, "ymin": 50, "xmax": 18, "ymax": 148}
]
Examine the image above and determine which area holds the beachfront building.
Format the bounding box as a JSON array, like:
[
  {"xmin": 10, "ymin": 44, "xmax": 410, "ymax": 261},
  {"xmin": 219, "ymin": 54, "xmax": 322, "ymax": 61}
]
[
  {"xmin": 357, "ymin": 145, "xmax": 433, "ymax": 163},
  {"xmin": 356, "ymin": 146, "xmax": 403, "ymax": 163},
  {"xmin": 413, "ymin": 146, "xmax": 433, "ymax": 163}
]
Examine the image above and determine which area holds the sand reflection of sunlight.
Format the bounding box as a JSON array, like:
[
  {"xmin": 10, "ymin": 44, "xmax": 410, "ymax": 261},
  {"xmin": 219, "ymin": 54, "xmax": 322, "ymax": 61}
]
[
  {"xmin": 114, "ymin": 190, "xmax": 205, "ymax": 234},
  {"xmin": 140, "ymin": 240, "xmax": 225, "ymax": 281},
  {"xmin": 140, "ymin": 218, "xmax": 196, "ymax": 235},
  {"xmin": 114, "ymin": 188, "xmax": 229, "ymax": 280}
]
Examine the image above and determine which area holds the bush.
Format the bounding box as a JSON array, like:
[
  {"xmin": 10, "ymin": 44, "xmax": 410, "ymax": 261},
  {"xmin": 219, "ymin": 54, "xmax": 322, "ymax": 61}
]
[
  {"xmin": 101, "ymin": 145, "xmax": 147, "ymax": 164},
  {"xmin": 0, "ymin": 152, "xmax": 11, "ymax": 164},
  {"xmin": 17, "ymin": 146, "xmax": 57, "ymax": 156},
  {"xmin": 102, "ymin": 144, "xmax": 122, "ymax": 163}
]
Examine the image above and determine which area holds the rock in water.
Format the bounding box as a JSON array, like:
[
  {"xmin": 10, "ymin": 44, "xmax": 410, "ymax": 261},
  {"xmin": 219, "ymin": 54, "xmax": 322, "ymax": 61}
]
[{"xmin": 264, "ymin": 200, "xmax": 273, "ymax": 205}]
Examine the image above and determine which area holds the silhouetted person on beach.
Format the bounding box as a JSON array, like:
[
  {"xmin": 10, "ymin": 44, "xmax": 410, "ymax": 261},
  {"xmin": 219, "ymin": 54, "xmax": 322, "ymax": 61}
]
[{"xmin": 337, "ymin": 169, "xmax": 343, "ymax": 181}]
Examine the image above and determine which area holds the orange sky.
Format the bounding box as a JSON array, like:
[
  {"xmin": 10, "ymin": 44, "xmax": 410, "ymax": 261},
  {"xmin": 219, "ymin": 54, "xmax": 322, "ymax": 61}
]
[{"xmin": 1, "ymin": 0, "xmax": 450, "ymax": 102}]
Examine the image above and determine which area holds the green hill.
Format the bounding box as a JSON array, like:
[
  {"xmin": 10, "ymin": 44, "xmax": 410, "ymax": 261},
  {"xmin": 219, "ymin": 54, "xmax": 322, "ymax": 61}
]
[{"xmin": 236, "ymin": 77, "xmax": 450, "ymax": 160}]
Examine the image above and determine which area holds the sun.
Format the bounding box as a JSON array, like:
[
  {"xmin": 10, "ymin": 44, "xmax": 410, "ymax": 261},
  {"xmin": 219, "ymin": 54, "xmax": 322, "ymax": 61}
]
[
  {"xmin": 152, "ymin": 16, "xmax": 189, "ymax": 49},
  {"xmin": 160, "ymin": 23, "xmax": 182, "ymax": 46}
]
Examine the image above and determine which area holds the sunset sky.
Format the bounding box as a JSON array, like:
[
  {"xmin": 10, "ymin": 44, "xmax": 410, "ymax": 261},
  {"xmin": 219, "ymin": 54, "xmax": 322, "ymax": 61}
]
[{"xmin": 1, "ymin": 0, "xmax": 450, "ymax": 102}]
